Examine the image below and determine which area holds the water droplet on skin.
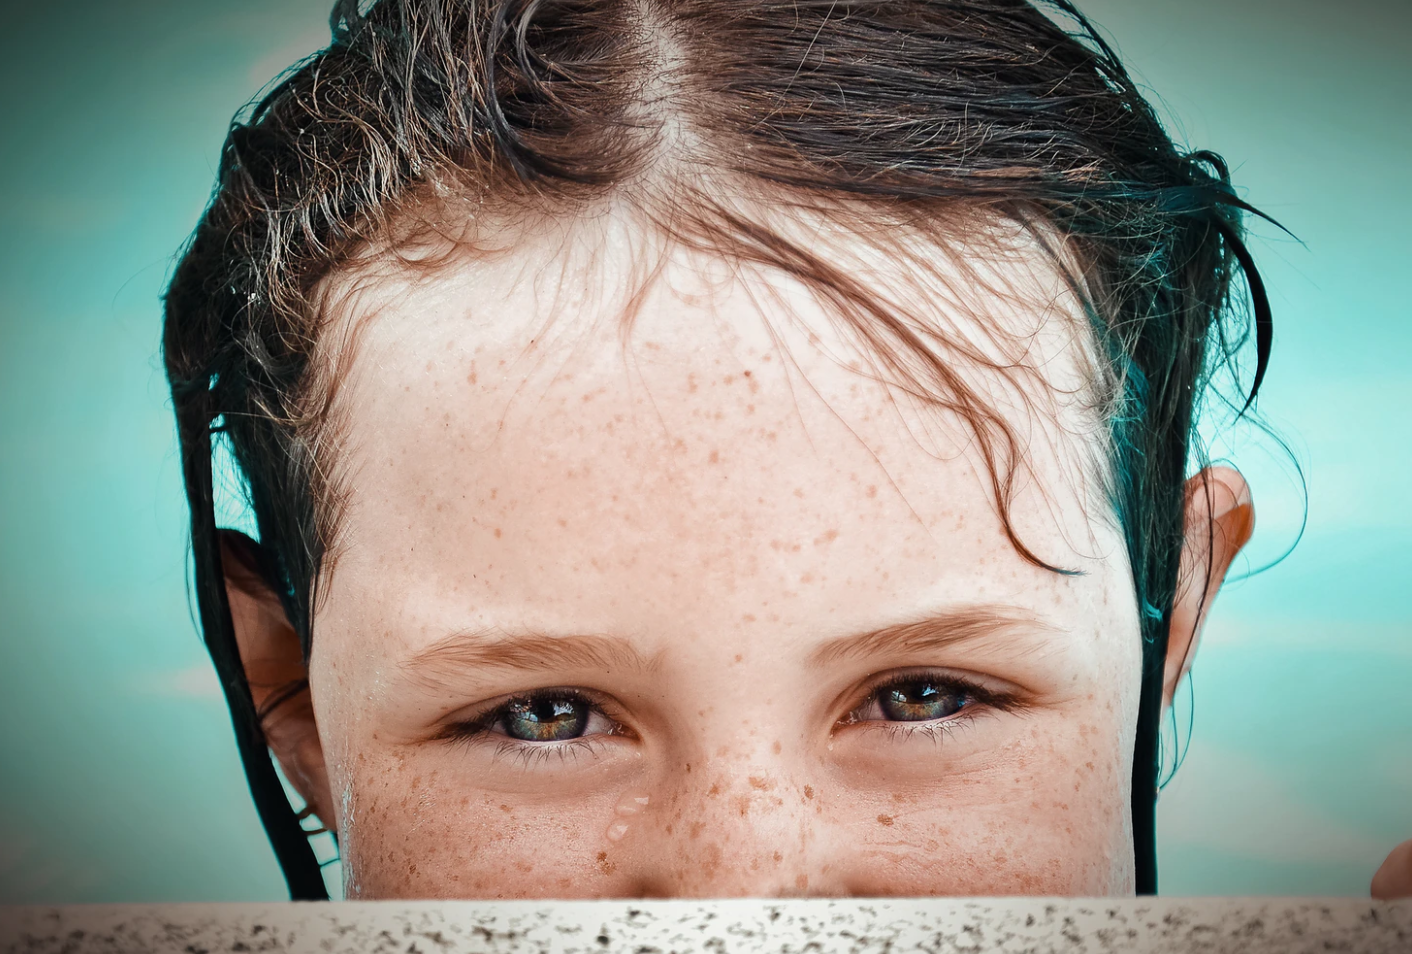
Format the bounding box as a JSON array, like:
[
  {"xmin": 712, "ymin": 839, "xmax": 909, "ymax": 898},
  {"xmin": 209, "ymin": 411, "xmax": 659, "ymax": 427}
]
[
  {"xmin": 603, "ymin": 794, "xmax": 650, "ymax": 842},
  {"xmin": 616, "ymin": 795, "xmax": 650, "ymax": 816}
]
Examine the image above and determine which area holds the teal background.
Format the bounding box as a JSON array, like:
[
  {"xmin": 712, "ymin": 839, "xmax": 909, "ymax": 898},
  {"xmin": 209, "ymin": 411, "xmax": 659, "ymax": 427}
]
[{"xmin": 0, "ymin": 0, "xmax": 1407, "ymax": 901}]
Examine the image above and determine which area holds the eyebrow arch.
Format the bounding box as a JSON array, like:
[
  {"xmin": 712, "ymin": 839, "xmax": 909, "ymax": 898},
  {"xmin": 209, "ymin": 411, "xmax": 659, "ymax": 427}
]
[
  {"xmin": 807, "ymin": 605, "xmax": 1061, "ymax": 668},
  {"xmin": 401, "ymin": 629, "xmax": 658, "ymax": 688}
]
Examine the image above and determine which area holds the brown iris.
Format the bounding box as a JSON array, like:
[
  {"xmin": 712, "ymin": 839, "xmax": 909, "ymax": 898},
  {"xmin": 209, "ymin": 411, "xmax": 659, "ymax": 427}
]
[
  {"xmin": 502, "ymin": 696, "xmax": 590, "ymax": 741},
  {"xmin": 878, "ymin": 681, "xmax": 967, "ymax": 722}
]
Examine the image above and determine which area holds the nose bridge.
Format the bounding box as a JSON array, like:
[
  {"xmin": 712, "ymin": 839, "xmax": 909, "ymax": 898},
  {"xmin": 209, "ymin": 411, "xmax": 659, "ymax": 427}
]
[{"xmin": 635, "ymin": 758, "xmax": 829, "ymax": 897}]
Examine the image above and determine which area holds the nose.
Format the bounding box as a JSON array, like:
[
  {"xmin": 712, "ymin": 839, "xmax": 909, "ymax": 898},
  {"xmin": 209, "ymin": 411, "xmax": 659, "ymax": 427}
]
[{"xmin": 623, "ymin": 763, "xmax": 842, "ymax": 898}]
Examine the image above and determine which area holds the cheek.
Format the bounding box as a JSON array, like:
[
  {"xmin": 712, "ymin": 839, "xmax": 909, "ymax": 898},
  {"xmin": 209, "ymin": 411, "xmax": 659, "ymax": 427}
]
[
  {"xmin": 334, "ymin": 719, "xmax": 1134, "ymax": 899},
  {"xmin": 838, "ymin": 719, "xmax": 1133, "ymax": 896},
  {"xmin": 338, "ymin": 764, "xmax": 626, "ymax": 899}
]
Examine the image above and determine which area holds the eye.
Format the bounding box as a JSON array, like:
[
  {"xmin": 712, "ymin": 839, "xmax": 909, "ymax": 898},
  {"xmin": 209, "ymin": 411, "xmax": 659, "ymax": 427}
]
[
  {"xmin": 844, "ymin": 672, "xmax": 994, "ymax": 726},
  {"xmin": 878, "ymin": 680, "xmax": 969, "ymax": 722},
  {"xmin": 443, "ymin": 688, "xmax": 623, "ymax": 746},
  {"xmin": 498, "ymin": 694, "xmax": 592, "ymax": 742}
]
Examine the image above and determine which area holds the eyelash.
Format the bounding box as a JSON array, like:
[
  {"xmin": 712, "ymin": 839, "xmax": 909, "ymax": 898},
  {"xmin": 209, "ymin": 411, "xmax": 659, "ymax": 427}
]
[{"xmin": 486, "ymin": 735, "xmax": 609, "ymax": 769}]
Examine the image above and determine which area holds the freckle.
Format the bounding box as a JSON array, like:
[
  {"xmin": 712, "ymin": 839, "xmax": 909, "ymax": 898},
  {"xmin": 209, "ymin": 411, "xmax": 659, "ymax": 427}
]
[
  {"xmin": 800, "ymin": 573, "xmax": 814, "ymax": 584},
  {"xmin": 803, "ymin": 786, "xmax": 814, "ymax": 800},
  {"xmin": 743, "ymin": 370, "xmax": 752, "ymax": 377},
  {"xmin": 748, "ymin": 776, "xmax": 771, "ymax": 790},
  {"xmin": 490, "ymin": 488, "xmax": 498, "ymax": 499},
  {"xmin": 772, "ymin": 740, "xmax": 781, "ymax": 754},
  {"xmin": 734, "ymin": 654, "xmax": 743, "ymax": 663},
  {"xmin": 772, "ymin": 851, "xmax": 782, "ymax": 863},
  {"xmin": 793, "ymin": 487, "xmax": 804, "ymax": 498},
  {"xmin": 493, "ymin": 528, "xmax": 502, "ymax": 538},
  {"xmin": 877, "ymin": 814, "xmax": 895, "ymax": 826},
  {"xmin": 709, "ymin": 449, "xmax": 720, "ymax": 464},
  {"xmin": 690, "ymin": 821, "xmax": 706, "ymax": 840},
  {"xmin": 866, "ymin": 485, "xmax": 877, "ymax": 498},
  {"xmin": 795, "ymin": 874, "xmax": 808, "ymax": 890},
  {"xmin": 499, "ymin": 804, "xmax": 511, "ymax": 813},
  {"xmin": 558, "ymin": 518, "xmax": 567, "ymax": 527},
  {"xmin": 742, "ymin": 614, "xmax": 756, "ymax": 623},
  {"xmin": 708, "ymin": 783, "xmax": 721, "ymax": 797}
]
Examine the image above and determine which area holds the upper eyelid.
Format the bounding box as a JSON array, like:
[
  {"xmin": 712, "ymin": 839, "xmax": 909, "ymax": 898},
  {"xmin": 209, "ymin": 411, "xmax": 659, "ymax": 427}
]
[
  {"xmin": 439, "ymin": 686, "xmax": 610, "ymax": 728},
  {"xmin": 851, "ymin": 668, "xmax": 1013, "ymax": 709}
]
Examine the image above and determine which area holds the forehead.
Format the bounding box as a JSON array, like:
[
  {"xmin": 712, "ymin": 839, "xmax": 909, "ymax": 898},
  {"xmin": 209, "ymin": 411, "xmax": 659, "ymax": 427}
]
[{"xmin": 315, "ymin": 210, "xmax": 1128, "ymax": 647}]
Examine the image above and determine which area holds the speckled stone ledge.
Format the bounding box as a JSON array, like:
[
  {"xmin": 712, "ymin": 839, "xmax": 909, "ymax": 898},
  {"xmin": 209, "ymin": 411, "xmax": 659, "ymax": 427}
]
[{"xmin": 2, "ymin": 898, "xmax": 1409, "ymax": 954}]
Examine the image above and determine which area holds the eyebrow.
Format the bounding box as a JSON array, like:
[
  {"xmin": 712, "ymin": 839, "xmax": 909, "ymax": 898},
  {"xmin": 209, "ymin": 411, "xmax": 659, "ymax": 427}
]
[
  {"xmin": 401, "ymin": 604, "xmax": 1056, "ymax": 687},
  {"xmin": 402, "ymin": 629, "xmax": 658, "ymax": 689},
  {"xmin": 806, "ymin": 605, "xmax": 1061, "ymax": 668}
]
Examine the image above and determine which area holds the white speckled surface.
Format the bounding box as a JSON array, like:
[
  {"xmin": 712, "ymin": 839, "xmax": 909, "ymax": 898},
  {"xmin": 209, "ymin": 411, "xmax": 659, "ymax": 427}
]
[{"xmin": 1, "ymin": 898, "xmax": 1409, "ymax": 954}]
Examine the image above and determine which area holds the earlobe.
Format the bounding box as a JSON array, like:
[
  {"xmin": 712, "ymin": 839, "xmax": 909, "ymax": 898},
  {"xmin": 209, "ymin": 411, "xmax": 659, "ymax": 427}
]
[
  {"xmin": 1163, "ymin": 467, "xmax": 1255, "ymax": 709},
  {"xmin": 219, "ymin": 530, "xmax": 335, "ymax": 833}
]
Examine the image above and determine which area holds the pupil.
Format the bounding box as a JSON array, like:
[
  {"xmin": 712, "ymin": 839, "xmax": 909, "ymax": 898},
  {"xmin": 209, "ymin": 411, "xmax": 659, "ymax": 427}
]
[
  {"xmin": 503, "ymin": 696, "xmax": 589, "ymax": 741},
  {"xmin": 879, "ymin": 681, "xmax": 965, "ymax": 722}
]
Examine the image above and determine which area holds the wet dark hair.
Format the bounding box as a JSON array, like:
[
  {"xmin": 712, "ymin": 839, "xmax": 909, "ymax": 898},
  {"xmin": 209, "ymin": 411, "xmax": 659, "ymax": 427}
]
[{"xmin": 164, "ymin": 0, "xmax": 1274, "ymax": 898}]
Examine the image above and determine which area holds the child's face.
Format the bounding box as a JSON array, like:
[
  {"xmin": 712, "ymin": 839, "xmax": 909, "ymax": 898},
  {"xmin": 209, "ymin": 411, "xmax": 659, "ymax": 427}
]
[{"xmin": 309, "ymin": 217, "xmax": 1143, "ymax": 898}]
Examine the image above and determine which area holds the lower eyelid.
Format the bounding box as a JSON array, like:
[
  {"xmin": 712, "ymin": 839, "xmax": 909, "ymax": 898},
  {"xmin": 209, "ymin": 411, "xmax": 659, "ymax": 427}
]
[
  {"xmin": 846, "ymin": 704, "xmax": 988, "ymax": 736},
  {"xmin": 491, "ymin": 736, "xmax": 609, "ymax": 769}
]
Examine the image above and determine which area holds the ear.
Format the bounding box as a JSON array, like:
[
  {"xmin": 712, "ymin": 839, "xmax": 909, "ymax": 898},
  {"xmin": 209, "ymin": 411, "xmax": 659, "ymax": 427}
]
[
  {"xmin": 1164, "ymin": 466, "xmax": 1255, "ymax": 709},
  {"xmin": 219, "ymin": 530, "xmax": 335, "ymax": 833}
]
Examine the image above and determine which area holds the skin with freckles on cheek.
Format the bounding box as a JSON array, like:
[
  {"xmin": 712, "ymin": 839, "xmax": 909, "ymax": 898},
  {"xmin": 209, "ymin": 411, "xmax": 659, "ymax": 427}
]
[{"xmin": 305, "ymin": 216, "xmax": 1147, "ymax": 899}]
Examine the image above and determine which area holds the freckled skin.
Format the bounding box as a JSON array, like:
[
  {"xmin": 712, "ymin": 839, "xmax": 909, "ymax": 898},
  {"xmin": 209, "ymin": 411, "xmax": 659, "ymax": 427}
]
[{"xmin": 309, "ymin": 220, "xmax": 1142, "ymax": 899}]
